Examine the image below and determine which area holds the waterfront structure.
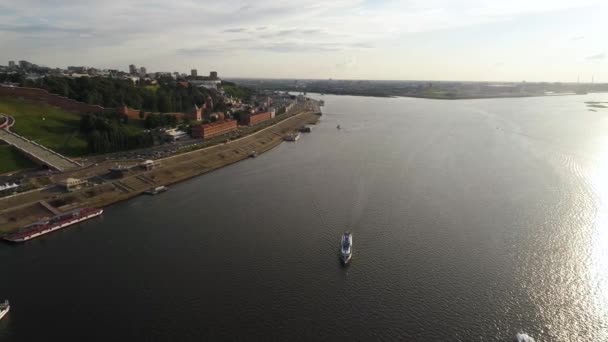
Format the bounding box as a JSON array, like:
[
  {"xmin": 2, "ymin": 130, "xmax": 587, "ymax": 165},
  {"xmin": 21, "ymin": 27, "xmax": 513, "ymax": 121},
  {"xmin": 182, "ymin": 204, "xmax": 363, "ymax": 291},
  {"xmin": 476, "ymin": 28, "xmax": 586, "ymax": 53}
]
[
  {"xmin": 191, "ymin": 120, "xmax": 237, "ymax": 140},
  {"xmin": 191, "ymin": 69, "xmax": 197, "ymax": 77},
  {"xmin": 140, "ymin": 160, "xmax": 160, "ymax": 171},
  {"xmin": 210, "ymin": 71, "xmax": 218, "ymax": 79},
  {"xmin": 108, "ymin": 165, "xmax": 133, "ymax": 178},
  {"xmin": 60, "ymin": 177, "xmax": 88, "ymax": 192}
]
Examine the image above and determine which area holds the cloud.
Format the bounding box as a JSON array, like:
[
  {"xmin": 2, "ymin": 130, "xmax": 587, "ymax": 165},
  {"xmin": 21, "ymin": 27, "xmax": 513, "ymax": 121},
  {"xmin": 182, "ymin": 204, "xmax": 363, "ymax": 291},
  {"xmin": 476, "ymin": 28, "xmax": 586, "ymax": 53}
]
[
  {"xmin": 257, "ymin": 28, "xmax": 324, "ymax": 38},
  {"xmin": 176, "ymin": 46, "xmax": 225, "ymax": 55},
  {"xmin": 348, "ymin": 42, "xmax": 373, "ymax": 48},
  {"xmin": 335, "ymin": 58, "xmax": 358, "ymax": 70},
  {"xmin": 570, "ymin": 35, "xmax": 585, "ymax": 41},
  {"xmin": 223, "ymin": 28, "xmax": 246, "ymax": 33},
  {"xmin": 0, "ymin": 0, "xmax": 605, "ymax": 79},
  {"xmin": 586, "ymin": 53, "xmax": 605, "ymax": 61},
  {"xmin": 0, "ymin": 23, "xmax": 92, "ymax": 35}
]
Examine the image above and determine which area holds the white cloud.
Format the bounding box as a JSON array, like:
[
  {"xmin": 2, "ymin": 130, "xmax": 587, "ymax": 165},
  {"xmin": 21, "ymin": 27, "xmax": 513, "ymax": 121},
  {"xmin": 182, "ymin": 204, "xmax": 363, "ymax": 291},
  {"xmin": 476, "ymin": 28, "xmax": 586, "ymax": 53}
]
[{"xmin": 0, "ymin": 0, "xmax": 605, "ymax": 80}]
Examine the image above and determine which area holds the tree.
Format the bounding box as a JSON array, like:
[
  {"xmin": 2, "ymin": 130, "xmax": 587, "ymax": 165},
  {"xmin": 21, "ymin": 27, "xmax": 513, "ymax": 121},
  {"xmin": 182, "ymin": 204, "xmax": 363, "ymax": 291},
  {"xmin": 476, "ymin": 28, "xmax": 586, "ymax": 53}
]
[
  {"xmin": 157, "ymin": 92, "xmax": 170, "ymax": 113},
  {"xmin": 214, "ymin": 100, "xmax": 227, "ymax": 113},
  {"xmin": 80, "ymin": 114, "xmax": 97, "ymax": 133}
]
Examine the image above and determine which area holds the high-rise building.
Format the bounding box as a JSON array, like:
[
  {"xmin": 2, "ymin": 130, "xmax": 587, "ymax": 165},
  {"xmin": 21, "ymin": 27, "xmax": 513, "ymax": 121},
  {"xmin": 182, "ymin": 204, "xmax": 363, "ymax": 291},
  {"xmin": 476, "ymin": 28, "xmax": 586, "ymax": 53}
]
[
  {"xmin": 129, "ymin": 64, "xmax": 137, "ymax": 74},
  {"xmin": 18, "ymin": 60, "xmax": 32, "ymax": 69},
  {"xmin": 210, "ymin": 71, "xmax": 218, "ymax": 79},
  {"xmin": 191, "ymin": 69, "xmax": 197, "ymax": 77},
  {"xmin": 139, "ymin": 67, "xmax": 147, "ymax": 76},
  {"xmin": 8, "ymin": 61, "xmax": 15, "ymax": 68}
]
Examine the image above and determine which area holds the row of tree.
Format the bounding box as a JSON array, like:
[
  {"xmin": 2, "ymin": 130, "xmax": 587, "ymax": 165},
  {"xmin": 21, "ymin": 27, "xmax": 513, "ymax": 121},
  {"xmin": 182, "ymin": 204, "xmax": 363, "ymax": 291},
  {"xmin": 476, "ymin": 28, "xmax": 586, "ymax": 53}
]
[
  {"xmin": 3, "ymin": 74, "xmax": 223, "ymax": 112},
  {"xmin": 1, "ymin": 73, "xmax": 255, "ymax": 115},
  {"xmin": 80, "ymin": 113, "xmax": 153, "ymax": 153},
  {"xmin": 144, "ymin": 113, "xmax": 179, "ymax": 129}
]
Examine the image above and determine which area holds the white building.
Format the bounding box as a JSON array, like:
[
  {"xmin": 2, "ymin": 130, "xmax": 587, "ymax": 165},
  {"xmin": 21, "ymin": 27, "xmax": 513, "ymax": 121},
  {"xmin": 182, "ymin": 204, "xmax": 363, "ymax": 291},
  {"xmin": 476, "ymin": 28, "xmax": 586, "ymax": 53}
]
[
  {"xmin": 163, "ymin": 129, "xmax": 188, "ymax": 142},
  {"xmin": 190, "ymin": 79, "xmax": 221, "ymax": 90}
]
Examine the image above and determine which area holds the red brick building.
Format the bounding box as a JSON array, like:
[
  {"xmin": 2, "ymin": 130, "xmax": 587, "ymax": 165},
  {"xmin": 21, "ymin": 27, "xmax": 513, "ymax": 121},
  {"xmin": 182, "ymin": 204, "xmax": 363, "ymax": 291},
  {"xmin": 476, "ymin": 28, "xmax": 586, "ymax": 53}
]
[
  {"xmin": 191, "ymin": 120, "xmax": 237, "ymax": 140},
  {"xmin": 239, "ymin": 111, "xmax": 272, "ymax": 126}
]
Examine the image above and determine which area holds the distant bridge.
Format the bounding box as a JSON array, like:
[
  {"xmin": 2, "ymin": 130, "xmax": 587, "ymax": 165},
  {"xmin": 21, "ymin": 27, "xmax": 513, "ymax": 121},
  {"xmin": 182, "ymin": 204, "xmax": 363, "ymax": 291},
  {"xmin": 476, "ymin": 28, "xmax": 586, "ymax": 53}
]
[{"xmin": 0, "ymin": 114, "xmax": 81, "ymax": 172}]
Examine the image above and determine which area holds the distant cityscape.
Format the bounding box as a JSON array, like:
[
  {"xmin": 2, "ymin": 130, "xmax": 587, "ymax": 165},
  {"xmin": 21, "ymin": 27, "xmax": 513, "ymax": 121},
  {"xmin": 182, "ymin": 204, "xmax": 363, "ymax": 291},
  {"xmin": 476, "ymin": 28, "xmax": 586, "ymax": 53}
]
[
  {"xmin": 1, "ymin": 60, "xmax": 224, "ymax": 89},
  {"xmin": 3, "ymin": 59, "xmax": 607, "ymax": 100}
]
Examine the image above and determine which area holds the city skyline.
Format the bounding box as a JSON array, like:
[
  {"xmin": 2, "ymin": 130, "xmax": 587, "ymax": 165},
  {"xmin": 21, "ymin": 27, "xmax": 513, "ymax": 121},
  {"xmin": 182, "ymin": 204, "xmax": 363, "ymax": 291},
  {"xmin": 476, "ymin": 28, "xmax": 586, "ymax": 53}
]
[{"xmin": 0, "ymin": 0, "xmax": 606, "ymax": 82}]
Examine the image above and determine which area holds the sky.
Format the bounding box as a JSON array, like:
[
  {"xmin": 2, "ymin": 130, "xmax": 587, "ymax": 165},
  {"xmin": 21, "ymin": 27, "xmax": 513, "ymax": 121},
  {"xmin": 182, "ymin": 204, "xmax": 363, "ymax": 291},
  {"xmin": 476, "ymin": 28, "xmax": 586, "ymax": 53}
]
[{"xmin": 0, "ymin": 0, "xmax": 606, "ymax": 82}]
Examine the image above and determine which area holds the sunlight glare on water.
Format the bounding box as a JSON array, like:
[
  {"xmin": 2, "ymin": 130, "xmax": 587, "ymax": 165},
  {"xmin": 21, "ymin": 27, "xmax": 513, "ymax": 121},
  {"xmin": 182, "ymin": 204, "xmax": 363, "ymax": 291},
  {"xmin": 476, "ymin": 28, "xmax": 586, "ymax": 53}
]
[{"xmin": 586, "ymin": 133, "xmax": 608, "ymax": 338}]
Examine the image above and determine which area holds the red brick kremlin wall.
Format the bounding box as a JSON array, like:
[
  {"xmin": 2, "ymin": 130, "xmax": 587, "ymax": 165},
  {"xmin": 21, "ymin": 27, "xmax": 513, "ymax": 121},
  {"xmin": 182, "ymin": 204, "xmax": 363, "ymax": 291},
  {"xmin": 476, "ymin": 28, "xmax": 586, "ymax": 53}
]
[
  {"xmin": 0, "ymin": 85, "xmax": 196, "ymax": 121},
  {"xmin": 0, "ymin": 85, "xmax": 108, "ymax": 114},
  {"xmin": 116, "ymin": 105, "xmax": 186, "ymax": 120}
]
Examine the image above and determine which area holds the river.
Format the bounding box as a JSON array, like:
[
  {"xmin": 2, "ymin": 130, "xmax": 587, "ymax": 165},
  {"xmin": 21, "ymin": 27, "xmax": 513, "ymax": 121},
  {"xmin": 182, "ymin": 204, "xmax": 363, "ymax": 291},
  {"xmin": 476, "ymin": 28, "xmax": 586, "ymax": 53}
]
[{"xmin": 2, "ymin": 93, "xmax": 608, "ymax": 341}]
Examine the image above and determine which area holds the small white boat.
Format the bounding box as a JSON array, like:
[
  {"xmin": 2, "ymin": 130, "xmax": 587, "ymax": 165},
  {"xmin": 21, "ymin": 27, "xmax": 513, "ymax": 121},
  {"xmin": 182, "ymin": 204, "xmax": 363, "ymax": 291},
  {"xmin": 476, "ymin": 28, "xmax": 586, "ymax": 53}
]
[
  {"xmin": 283, "ymin": 133, "xmax": 301, "ymax": 142},
  {"xmin": 340, "ymin": 232, "xmax": 353, "ymax": 264},
  {"xmin": 514, "ymin": 333, "xmax": 535, "ymax": 342},
  {"xmin": 0, "ymin": 300, "xmax": 10, "ymax": 321},
  {"xmin": 144, "ymin": 186, "xmax": 168, "ymax": 195}
]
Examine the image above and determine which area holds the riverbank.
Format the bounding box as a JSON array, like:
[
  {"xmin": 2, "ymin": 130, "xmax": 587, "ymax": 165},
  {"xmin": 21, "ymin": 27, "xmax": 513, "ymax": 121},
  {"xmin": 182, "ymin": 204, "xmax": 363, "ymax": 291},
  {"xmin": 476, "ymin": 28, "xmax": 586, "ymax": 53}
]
[
  {"xmin": 311, "ymin": 90, "xmax": 590, "ymax": 100},
  {"xmin": 0, "ymin": 110, "xmax": 320, "ymax": 234}
]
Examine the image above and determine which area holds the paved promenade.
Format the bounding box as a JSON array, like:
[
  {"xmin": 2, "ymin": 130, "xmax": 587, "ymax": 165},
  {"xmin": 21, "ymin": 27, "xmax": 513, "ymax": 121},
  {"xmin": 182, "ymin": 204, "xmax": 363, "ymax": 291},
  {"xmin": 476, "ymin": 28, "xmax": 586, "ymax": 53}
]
[{"xmin": 0, "ymin": 114, "xmax": 81, "ymax": 171}]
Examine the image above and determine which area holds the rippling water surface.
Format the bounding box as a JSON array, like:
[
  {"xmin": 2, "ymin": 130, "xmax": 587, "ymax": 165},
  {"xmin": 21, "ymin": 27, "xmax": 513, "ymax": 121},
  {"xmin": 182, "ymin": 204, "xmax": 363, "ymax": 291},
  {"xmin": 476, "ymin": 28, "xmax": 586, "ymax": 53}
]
[{"xmin": 2, "ymin": 93, "xmax": 608, "ymax": 341}]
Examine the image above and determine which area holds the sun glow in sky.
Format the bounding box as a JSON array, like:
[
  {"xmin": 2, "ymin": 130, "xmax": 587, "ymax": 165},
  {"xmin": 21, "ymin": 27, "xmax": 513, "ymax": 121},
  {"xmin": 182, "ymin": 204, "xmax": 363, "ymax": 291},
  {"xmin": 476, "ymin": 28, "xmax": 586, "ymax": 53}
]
[{"xmin": 0, "ymin": 0, "xmax": 606, "ymax": 81}]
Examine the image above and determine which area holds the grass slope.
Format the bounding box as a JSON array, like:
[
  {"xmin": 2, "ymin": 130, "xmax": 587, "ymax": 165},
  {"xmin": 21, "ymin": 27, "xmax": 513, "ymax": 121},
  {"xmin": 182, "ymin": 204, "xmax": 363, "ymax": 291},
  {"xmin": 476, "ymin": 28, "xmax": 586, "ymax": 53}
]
[
  {"xmin": 0, "ymin": 144, "xmax": 36, "ymax": 174},
  {"xmin": 0, "ymin": 97, "xmax": 88, "ymax": 156}
]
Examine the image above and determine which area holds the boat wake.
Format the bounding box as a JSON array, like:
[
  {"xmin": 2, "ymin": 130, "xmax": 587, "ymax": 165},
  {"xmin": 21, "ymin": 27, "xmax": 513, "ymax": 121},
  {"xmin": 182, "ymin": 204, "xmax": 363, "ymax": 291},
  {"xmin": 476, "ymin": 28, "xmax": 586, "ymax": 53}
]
[{"xmin": 514, "ymin": 333, "xmax": 535, "ymax": 342}]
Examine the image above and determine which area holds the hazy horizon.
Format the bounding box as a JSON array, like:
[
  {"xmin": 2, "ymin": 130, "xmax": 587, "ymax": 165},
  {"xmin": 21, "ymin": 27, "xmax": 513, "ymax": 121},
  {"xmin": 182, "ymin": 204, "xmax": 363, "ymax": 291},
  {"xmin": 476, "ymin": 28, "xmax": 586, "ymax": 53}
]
[{"xmin": 1, "ymin": 0, "xmax": 606, "ymax": 82}]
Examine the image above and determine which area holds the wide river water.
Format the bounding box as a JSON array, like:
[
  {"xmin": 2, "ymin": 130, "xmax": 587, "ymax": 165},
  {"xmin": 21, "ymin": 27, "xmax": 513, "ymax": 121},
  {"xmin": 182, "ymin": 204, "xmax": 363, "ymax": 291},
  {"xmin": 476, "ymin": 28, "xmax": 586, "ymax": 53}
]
[{"xmin": 2, "ymin": 93, "xmax": 608, "ymax": 341}]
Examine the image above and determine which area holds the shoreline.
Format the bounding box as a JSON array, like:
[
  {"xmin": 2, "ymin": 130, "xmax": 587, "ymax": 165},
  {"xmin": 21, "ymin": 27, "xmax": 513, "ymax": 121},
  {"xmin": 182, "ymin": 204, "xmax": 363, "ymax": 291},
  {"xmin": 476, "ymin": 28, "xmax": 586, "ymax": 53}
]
[
  {"xmin": 310, "ymin": 92, "xmax": 592, "ymax": 100},
  {"xmin": 0, "ymin": 110, "xmax": 320, "ymax": 235}
]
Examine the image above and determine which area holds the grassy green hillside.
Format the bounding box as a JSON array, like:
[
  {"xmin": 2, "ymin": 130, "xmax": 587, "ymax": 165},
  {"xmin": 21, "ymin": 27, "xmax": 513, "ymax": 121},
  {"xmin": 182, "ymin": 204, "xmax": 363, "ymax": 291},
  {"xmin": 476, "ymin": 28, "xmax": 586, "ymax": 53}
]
[
  {"xmin": 0, "ymin": 144, "xmax": 36, "ymax": 174},
  {"xmin": 0, "ymin": 97, "xmax": 88, "ymax": 156}
]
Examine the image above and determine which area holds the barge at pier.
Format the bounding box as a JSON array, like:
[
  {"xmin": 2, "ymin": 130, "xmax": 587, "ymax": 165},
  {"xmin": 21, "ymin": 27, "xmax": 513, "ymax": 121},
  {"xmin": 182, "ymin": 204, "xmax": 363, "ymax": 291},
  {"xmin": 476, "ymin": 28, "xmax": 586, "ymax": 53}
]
[{"xmin": 3, "ymin": 207, "xmax": 103, "ymax": 243}]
